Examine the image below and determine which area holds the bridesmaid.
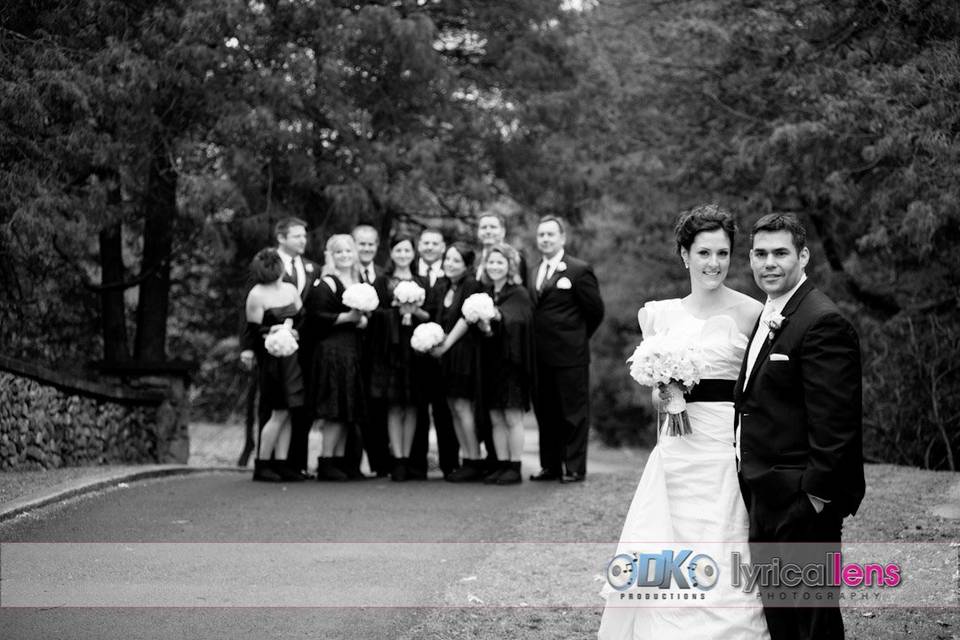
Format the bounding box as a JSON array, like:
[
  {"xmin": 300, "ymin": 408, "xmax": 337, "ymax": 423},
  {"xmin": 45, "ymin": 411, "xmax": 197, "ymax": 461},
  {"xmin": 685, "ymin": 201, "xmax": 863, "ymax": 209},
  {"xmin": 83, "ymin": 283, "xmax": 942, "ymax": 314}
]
[
  {"xmin": 430, "ymin": 242, "xmax": 485, "ymax": 482},
  {"xmin": 307, "ymin": 234, "xmax": 368, "ymax": 481},
  {"xmin": 369, "ymin": 234, "xmax": 431, "ymax": 481},
  {"xmin": 478, "ymin": 243, "xmax": 534, "ymax": 485},
  {"xmin": 244, "ymin": 249, "xmax": 305, "ymax": 482}
]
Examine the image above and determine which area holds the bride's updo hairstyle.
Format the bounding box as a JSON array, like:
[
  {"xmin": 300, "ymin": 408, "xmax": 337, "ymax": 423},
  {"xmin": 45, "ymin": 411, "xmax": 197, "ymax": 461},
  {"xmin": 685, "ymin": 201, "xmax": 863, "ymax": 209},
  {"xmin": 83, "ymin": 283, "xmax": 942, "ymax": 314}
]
[
  {"xmin": 674, "ymin": 203, "xmax": 738, "ymax": 258},
  {"xmin": 250, "ymin": 248, "xmax": 284, "ymax": 284}
]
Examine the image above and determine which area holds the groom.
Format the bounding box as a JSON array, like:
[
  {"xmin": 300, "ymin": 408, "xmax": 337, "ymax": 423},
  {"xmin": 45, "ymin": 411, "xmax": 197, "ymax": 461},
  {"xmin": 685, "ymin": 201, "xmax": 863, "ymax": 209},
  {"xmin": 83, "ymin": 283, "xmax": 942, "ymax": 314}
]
[{"xmin": 735, "ymin": 213, "xmax": 864, "ymax": 640}]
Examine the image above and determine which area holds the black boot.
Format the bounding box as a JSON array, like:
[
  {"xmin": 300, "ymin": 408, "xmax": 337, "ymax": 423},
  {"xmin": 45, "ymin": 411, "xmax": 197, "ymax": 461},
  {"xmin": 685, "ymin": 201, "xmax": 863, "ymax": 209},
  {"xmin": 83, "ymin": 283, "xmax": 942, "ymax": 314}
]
[
  {"xmin": 335, "ymin": 457, "xmax": 369, "ymax": 480},
  {"xmin": 391, "ymin": 457, "xmax": 409, "ymax": 482},
  {"xmin": 253, "ymin": 459, "xmax": 284, "ymax": 482},
  {"xmin": 496, "ymin": 461, "xmax": 522, "ymax": 485},
  {"xmin": 277, "ymin": 460, "xmax": 307, "ymax": 481},
  {"xmin": 316, "ymin": 457, "xmax": 349, "ymax": 482},
  {"xmin": 483, "ymin": 460, "xmax": 509, "ymax": 484},
  {"xmin": 445, "ymin": 459, "xmax": 484, "ymax": 483}
]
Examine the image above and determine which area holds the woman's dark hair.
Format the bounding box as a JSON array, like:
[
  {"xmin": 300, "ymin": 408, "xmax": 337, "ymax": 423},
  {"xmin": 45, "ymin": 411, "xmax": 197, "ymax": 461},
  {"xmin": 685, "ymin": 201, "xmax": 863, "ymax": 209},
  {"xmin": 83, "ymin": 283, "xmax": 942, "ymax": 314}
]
[
  {"xmin": 250, "ymin": 248, "xmax": 284, "ymax": 284},
  {"xmin": 674, "ymin": 204, "xmax": 737, "ymax": 256},
  {"xmin": 444, "ymin": 242, "xmax": 476, "ymax": 271},
  {"xmin": 385, "ymin": 234, "xmax": 419, "ymax": 276}
]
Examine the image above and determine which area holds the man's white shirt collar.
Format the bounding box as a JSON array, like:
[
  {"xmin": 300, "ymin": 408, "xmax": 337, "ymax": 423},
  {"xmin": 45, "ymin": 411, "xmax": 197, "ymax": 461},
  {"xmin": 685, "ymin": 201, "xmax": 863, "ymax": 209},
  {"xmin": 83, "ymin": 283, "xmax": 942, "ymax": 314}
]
[
  {"xmin": 542, "ymin": 249, "xmax": 565, "ymax": 269},
  {"xmin": 766, "ymin": 273, "xmax": 807, "ymax": 315}
]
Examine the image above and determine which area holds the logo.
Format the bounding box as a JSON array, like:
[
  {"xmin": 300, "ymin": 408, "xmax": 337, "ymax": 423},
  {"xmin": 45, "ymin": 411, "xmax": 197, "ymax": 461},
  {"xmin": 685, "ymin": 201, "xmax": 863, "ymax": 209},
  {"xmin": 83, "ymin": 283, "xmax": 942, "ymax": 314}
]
[{"xmin": 606, "ymin": 549, "xmax": 719, "ymax": 592}]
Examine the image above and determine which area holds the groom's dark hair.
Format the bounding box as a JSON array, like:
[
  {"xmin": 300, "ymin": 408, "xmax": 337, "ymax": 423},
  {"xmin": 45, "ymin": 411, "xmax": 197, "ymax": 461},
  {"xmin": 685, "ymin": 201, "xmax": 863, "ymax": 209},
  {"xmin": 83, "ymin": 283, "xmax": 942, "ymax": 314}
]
[
  {"xmin": 751, "ymin": 213, "xmax": 807, "ymax": 253},
  {"xmin": 674, "ymin": 204, "xmax": 736, "ymax": 256},
  {"xmin": 275, "ymin": 217, "xmax": 307, "ymax": 239}
]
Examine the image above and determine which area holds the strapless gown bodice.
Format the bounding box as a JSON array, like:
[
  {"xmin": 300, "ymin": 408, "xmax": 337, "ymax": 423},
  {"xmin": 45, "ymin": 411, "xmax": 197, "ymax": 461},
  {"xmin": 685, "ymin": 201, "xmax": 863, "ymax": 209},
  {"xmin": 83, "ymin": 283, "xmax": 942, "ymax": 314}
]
[{"xmin": 639, "ymin": 298, "xmax": 747, "ymax": 381}]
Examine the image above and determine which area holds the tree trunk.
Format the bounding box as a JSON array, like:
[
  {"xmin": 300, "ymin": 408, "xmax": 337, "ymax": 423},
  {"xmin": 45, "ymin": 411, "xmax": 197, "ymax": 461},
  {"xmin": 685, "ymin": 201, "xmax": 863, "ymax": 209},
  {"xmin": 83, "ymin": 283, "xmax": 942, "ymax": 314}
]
[
  {"xmin": 134, "ymin": 142, "xmax": 176, "ymax": 362},
  {"xmin": 99, "ymin": 220, "xmax": 131, "ymax": 363}
]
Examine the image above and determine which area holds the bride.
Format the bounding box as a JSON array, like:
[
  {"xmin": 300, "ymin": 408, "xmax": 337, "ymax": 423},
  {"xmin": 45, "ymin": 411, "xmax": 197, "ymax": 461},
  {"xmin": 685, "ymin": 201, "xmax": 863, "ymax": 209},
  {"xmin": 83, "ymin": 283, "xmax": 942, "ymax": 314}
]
[{"xmin": 598, "ymin": 205, "xmax": 769, "ymax": 639}]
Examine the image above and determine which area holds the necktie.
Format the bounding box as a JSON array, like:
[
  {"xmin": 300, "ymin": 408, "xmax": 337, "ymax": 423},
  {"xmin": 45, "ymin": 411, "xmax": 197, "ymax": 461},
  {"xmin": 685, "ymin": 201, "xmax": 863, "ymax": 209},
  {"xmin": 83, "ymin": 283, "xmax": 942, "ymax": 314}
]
[
  {"xmin": 290, "ymin": 257, "xmax": 299, "ymax": 288},
  {"xmin": 536, "ymin": 259, "xmax": 550, "ymax": 291}
]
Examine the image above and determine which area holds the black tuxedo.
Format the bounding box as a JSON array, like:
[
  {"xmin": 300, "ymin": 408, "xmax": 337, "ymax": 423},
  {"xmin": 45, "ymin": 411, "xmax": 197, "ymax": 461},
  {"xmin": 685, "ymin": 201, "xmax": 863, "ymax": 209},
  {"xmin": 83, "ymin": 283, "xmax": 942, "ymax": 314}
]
[
  {"xmin": 527, "ymin": 253, "xmax": 604, "ymax": 476},
  {"xmin": 283, "ymin": 256, "xmax": 323, "ymax": 472},
  {"xmin": 735, "ymin": 279, "xmax": 863, "ymax": 640}
]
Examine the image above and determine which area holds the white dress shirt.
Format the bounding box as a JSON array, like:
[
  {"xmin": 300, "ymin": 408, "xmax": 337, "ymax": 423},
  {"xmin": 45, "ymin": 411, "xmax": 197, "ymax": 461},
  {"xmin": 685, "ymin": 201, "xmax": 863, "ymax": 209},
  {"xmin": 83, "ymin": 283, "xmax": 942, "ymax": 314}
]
[
  {"xmin": 361, "ymin": 262, "xmax": 377, "ymax": 284},
  {"xmin": 536, "ymin": 249, "xmax": 565, "ymax": 291},
  {"xmin": 278, "ymin": 251, "xmax": 305, "ymax": 294},
  {"xmin": 418, "ymin": 258, "xmax": 443, "ymax": 287}
]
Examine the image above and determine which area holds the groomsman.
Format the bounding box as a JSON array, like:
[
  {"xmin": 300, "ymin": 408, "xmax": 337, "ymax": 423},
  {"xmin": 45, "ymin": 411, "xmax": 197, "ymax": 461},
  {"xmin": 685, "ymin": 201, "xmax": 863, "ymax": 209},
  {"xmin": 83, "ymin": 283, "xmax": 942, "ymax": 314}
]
[
  {"xmin": 528, "ymin": 215, "xmax": 604, "ymax": 483},
  {"xmin": 240, "ymin": 217, "xmax": 321, "ymax": 475},
  {"xmin": 735, "ymin": 213, "xmax": 864, "ymax": 640},
  {"xmin": 349, "ymin": 223, "xmax": 390, "ymax": 477},
  {"xmin": 416, "ymin": 227, "xmax": 445, "ymax": 287},
  {"xmin": 410, "ymin": 227, "xmax": 460, "ymax": 478},
  {"xmin": 353, "ymin": 224, "xmax": 383, "ymax": 284},
  {"xmin": 475, "ymin": 212, "xmax": 528, "ymax": 286}
]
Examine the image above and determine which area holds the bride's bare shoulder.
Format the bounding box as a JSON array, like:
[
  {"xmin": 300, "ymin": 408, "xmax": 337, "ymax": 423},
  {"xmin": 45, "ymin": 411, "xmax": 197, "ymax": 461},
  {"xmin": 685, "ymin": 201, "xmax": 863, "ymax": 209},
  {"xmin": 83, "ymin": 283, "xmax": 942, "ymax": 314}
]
[{"xmin": 725, "ymin": 290, "xmax": 762, "ymax": 335}]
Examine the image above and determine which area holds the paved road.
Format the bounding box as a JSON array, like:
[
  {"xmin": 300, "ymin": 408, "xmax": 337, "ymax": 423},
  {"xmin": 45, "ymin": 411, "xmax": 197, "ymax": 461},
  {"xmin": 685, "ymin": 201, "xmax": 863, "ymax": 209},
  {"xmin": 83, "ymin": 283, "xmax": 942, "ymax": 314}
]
[{"xmin": 0, "ymin": 469, "xmax": 615, "ymax": 639}]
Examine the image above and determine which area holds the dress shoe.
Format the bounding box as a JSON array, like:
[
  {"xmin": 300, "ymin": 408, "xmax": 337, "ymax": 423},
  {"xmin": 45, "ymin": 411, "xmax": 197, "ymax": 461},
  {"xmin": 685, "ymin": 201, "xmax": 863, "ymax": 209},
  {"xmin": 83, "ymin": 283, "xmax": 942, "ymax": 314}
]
[
  {"xmin": 529, "ymin": 468, "xmax": 561, "ymax": 482},
  {"xmin": 560, "ymin": 471, "xmax": 585, "ymax": 483}
]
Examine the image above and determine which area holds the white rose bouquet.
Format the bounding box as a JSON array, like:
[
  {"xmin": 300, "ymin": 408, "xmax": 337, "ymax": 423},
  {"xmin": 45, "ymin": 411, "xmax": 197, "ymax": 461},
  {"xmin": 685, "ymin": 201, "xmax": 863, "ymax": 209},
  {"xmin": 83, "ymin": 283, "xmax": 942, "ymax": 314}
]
[
  {"xmin": 461, "ymin": 292, "xmax": 497, "ymax": 335},
  {"xmin": 410, "ymin": 322, "xmax": 446, "ymax": 353},
  {"xmin": 264, "ymin": 318, "xmax": 299, "ymax": 358},
  {"xmin": 341, "ymin": 282, "xmax": 380, "ymax": 312},
  {"xmin": 393, "ymin": 281, "xmax": 426, "ymax": 326},
  {"xmin": 626, "ymin": 335, "xmax": 706, "ymax": 436}
]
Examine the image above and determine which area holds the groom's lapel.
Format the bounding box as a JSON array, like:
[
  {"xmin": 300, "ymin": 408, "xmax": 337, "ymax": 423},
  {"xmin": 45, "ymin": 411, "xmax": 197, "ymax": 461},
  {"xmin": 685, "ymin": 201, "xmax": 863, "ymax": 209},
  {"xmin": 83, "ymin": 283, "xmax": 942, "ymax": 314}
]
[{"xmin": 742, "ymin": 279, "xmax": 816, "ymax": 395}]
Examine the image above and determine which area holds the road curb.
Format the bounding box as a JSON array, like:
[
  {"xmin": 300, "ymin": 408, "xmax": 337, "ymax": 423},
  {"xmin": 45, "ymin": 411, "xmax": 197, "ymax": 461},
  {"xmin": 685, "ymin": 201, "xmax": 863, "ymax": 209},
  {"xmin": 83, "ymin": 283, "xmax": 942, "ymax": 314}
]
[{"xmin": 0, "ymin": 465, "xmax": 247, "ymax": 523}]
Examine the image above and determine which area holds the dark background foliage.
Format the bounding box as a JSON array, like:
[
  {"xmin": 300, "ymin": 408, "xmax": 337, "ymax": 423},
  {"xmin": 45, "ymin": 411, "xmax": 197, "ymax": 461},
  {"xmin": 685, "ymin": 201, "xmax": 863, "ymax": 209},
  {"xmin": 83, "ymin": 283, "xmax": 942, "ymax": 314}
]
[{"xmin": 2, "ymin": 0, "xmax": 957, "ymax": 469}]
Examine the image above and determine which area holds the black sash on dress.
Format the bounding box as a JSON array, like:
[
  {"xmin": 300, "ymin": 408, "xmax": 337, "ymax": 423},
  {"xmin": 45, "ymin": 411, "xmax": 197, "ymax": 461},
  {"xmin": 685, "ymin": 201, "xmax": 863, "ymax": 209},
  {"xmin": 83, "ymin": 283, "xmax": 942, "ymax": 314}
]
[{"xmin": 685, "ymin": 379, "xmax": 735, "ymax": 403}]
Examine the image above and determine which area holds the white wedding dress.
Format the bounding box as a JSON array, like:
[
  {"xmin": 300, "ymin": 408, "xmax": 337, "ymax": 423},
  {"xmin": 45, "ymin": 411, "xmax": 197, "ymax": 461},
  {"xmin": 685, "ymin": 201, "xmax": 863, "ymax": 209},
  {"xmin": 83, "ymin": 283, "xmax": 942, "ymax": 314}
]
[{"xmin": 598, "ymin": 299, "xmax": 770, "ymax": 640}]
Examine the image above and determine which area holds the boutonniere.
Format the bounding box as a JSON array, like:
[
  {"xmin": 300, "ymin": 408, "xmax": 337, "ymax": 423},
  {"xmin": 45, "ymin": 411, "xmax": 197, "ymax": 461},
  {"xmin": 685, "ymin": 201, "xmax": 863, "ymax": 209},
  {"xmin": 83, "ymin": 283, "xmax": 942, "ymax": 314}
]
[
  {"xmin": 556, "ymin": 261, "xmax": 567, "ymax": 273},
  {"xmin": 313, "ymin": 278, "xmax": 321, "ymax": 287},
  {"xmin": 305, "ymin": 263, "xmax": 314, "ymax": 273},
  {"xmin": 766, "ymin": 312, "xmax": 786, "ymax": 340}
]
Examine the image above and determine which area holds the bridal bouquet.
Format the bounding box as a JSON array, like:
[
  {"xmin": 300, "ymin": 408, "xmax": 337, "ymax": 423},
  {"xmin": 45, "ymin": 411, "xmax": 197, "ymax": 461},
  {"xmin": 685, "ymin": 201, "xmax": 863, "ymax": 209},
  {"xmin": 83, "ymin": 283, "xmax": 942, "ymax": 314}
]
[
  {"xmin": 410, "ymin": 322, "xmax": 445, "ymax": 353},
  {"xmin": 393, "ymin": 281, "xmax": 426, "ymax": 326},
  {"xmin": 342, "ymin": 282, "xmax": 380, "ymax": 312},
  {"xmin": 264, "ymin": 319, "xmax": 298, "ymax": 358},
  {"xmin": 627, "ymin": 335, "xmax": 706, "ymax": 436}
]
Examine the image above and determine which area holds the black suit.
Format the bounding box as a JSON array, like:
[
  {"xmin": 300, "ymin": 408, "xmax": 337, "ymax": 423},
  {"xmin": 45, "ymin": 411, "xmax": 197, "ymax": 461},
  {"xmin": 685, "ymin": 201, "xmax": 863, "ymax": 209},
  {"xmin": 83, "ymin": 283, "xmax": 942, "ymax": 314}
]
[
  {"xmin": 527, "ymin": 253, "xmax": 604, "ymax": 476},
  {"xmin": 735, "ymin": 279, "xmax": 863, "ymax": 640},
  {"xmin": 283, "ymin": 257, "xmax": 323, "ymax": 472},
  {"xmin": 350, "ymin": 262, "xmax": 389, "ymax": 474}
]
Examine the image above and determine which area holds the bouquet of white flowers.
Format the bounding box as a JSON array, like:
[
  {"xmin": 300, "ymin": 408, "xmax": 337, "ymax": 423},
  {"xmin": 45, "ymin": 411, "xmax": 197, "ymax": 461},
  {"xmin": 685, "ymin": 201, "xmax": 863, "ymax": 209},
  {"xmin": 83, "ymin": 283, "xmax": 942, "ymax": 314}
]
[
  {"xmin": 264, "ymin": 319, "xmax": 298, "ymax": 358},
  {"xmin": 461, "ymin": 292, "xmax": 496, "ymax": 324},
  {"xmin": 626, "ymin": 335, "xmax": 706, "ymax": 436},
  {"xmin": 342, "ymin": 282, "xmax": 380, "ymax": 312},
  {"xmin": 393, "ymin": 281, "xmax": 426, "ymax": 326},
  {"xmin": 410, "ymin": 322, "xmax": 446, "ymax": 353}
]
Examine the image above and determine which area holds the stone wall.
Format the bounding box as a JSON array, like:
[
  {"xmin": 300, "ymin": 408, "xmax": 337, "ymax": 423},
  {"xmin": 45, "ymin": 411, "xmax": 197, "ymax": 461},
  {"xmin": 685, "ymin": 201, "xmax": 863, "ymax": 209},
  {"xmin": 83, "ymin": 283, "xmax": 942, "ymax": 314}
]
[{"xmin": 0, "ymin": 356, "xmax": 190, "ymax": 470}]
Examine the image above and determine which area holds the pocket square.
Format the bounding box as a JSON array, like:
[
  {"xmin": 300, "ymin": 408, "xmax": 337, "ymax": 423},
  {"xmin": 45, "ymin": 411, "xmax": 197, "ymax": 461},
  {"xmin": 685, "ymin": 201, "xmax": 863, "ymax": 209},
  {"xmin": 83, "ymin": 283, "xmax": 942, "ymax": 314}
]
[
  {"xmin": 769, "ymin": 353, "xmax": 790, "ymax": 362},
  {"xmin": 556, "ymin": 277, "xmax": 572, "ymax": 290}
]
